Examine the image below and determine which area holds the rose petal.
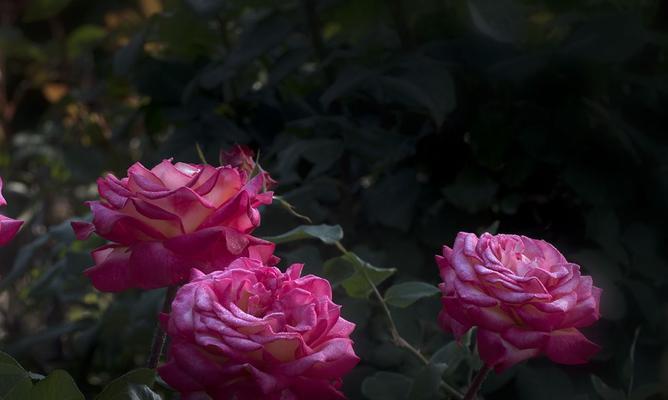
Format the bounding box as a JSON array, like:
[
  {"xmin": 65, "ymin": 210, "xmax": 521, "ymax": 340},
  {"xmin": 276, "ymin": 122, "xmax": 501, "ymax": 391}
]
[
  {"xmin": 84, "ymin": 245, "xmax": 132, "ymax": 292},
  {"xmin": 477, "ymin": 329, "xmax": 540, "ymax": 372},
  {"xmin": 544, "ymin": 328, "xmax": 600, "ymax": 364},
  {"xmin": 0, "ymin": 215, "xmax": 23, "ymax": 246}
]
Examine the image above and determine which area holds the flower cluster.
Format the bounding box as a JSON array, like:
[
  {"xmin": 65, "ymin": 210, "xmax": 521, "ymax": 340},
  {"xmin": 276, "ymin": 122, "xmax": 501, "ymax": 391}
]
[
  {"xmin": 74, "ymin": 146, "xmax": 359, "ymax": 399},
  {"xmin": 72, "ymin": 145, "xmax": 602, "ymax": 399}
]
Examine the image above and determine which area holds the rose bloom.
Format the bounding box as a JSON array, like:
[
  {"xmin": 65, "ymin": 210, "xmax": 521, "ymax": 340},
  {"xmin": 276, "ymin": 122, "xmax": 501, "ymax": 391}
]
[
  {"xmin": 437, "ymin": 232, "xmax": 601, "ymax": 372},
  {"xmin": 158, "ymin": 258, "xmax": 360, "ymax": 400},
  {"xmin": 0, "ymin": 177, "xmax": 23, "ymax": 245},
  {"xmin": 73, "ymin": 148, "xmax": 277, "ymax": 292}
]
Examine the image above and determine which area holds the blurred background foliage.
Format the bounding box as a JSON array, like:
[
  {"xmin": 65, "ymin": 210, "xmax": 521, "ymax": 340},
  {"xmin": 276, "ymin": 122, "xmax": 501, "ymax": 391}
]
[{"xmin": 0, "ymin": 0, "xmax": 667, "ymax": 398}]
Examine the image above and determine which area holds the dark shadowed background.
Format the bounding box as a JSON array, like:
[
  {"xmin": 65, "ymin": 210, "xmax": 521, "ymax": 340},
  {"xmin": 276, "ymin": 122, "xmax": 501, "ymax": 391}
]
[{"xmin": 0, "ymin": 0, "xmax": 667, "ymax": 398}]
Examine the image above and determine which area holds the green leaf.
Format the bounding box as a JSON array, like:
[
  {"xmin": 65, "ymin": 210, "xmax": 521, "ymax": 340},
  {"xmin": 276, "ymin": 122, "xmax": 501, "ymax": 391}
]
[
  {"xmin": 67, "ymin": 25, "xmax": 106, "ymax": 58},
  {"xmin": 114, "ymin": 30, "xmax": 146, "ymax": 77},
  {"xmin": 264, "ymin": 224, "xmax": 343, "ymax": 245},
  {"xmin": 516, "ymin": 365, "xmax": 573, "ymax": 400},
  {"xmin": 274, "ymin": 139, "xmax": 344, "ymax": 184},
  {"xmin": 408, "ymin": 363, "xmax": 448, "ymax": 400},
  {"xmin": 340, "ymin": 252, "xmax": 396, "ymax": 298},
  {"xmin": 591, "ymin": 376, "xmax": 625, "ymax": 400},
  {"xmin": 185, "ymin": 0, "xmax": 225, "ymax": 14},
  {"xmin": 430, "ymin": 341, "xmax": 468, "ymax": 373},
  {"xmin": 0, "ymin": 235, "xmax": 49, "ymax": 292},
  {"xmin": 630, "ymin": 384, "xmax": 663, "ymax": 400},
  {"xmin": 23, "ymin": 0, "xmax": 71, "ymax": 22},
  {"xmin": 378, "ymin": 58, "xmax": 456, "ymax": 127},
  {"xmin": 362, "ymin": 372, "xmax": 412, "ymax": 400},
  {"xmin": 0, "ymin": 351, "xmax": 23, "ymax": 369},
  {"xmin": 95, "ymin": 369, "xmax": 156, "ymax": 400},
  {"xmin": 560, "ymin": 15, "xmax": 647, "ymax": 64},
  {"xmin": 124, "ymin": 384, "xmax": 161, "ymax": 400},
  {"xmin": 384, "ymin": 282, "xmax": 440, "ymax": 308},
  {"xmin": 363, "ymin": 169, "xmax": 420, "ymax": 231},
  {"xmin": 323, "ymin": 252, "xmax": 395, "ymax": 298},
  {"xmin": 31, "ymin": 370, "xmax": 84, "ymax": 400},
  {"xmin": 200, "ymin": 15, "xmax": 293, "ymax": 87},
  {"xmin": 322, "ymin": 256, "xmax": 356, "ymax": 287},
  {"xmin": 442, "ymin": 167, "xmax": 498, "ymax": 214},
  {"xmin": 468, "ymin": 0, "xmax": 526, "ymax": 44},
  {"xmin": 320, "ymin": 66, "xmax": 375, "ymax": 107},
  {"xmin": 6, "ymin": 321, "xmax": 92, "ymax": 356},
  {"xmin": 0, "ymin": 352, "xmax": 32, "ymax": 400}
]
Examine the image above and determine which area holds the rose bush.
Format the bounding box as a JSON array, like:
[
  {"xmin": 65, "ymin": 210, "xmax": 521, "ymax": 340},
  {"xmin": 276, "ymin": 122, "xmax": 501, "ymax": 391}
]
[
  {"xmin": 158, "ymin": 257, "xmax": 360, "ymax": 400},
  {"xmin": 73, "ymin": 152, "xmax": 277, "ymax": 292},
  {"xmin": 0, "ymin": 177, "xmax": 23, "ymax": 246},
  {"xmin": 437, "ymin": 232, "xmax": 601, "ymax": 372}
]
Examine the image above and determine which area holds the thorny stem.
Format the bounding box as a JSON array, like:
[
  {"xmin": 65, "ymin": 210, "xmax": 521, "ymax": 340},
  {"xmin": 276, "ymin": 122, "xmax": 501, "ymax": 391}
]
[
  {"xmin": 275, "ymin": 198, "xmax": 463, "ymax": 399},
  {"xmin": 334, "ymin": 241, "xmax": 463, "ymax": 400},
  {"xmin": 463, "ymin": 365, "xmax": 491, "ymax": 400},
  {"xmin": 146, "ymin": 285, "xmax": 179, "ymax": 369}
]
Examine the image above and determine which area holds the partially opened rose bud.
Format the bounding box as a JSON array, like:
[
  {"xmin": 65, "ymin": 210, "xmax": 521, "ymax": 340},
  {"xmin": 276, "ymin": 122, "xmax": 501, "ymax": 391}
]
[
  {"xmin": 0, "ymin": 177, "xmax": 23, "ymax": 246},
  {"xmin": 437, "ymin": 232, "xmax": 601, "ymax": 372},
  {"xmin": 72, "ymin": 156, "xmax": 277, "ymax": 292},
  {"xmin": 159, "ymin": 258, "xmax": 360, "ymax": 400},
  {"xmin": 220, "ymin": 144, "xmax": 277, "ymax": 189}
]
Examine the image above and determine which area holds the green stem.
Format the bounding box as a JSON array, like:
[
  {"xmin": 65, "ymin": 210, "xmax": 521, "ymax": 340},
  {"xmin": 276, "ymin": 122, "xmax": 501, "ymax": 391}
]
[
  {"xmin": 146, "ymin": 285, "xmax": 178, "ymax": 369},
  {"xmin": 275, "ymin": 199, "xmax": 462, "ymax": 399},
  {"xmin": 627, "ymin": 327, "xmax": 641, "ymax": 396},
  {"xmin": 463, "ymin": 365, "xmax": 491, "ymax": 400},
  {"xmin": 274, "ymin": 196, "xmax": 313, "ymax": 223},
  {"xmin": 334, "ymin": 241, "xmax": 463, "ymax": 400}
]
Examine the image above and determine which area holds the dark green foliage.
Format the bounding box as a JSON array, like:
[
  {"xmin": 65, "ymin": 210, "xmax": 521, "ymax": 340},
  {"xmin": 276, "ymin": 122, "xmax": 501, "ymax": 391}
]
[{"xmin": 0, "ymin": 0, "xmax": 667, "ymax": 398}]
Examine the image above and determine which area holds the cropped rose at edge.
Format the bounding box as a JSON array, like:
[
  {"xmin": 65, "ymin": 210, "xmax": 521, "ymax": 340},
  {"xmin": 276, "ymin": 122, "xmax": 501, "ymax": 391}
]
[
  {"xmin": 437, "ymin": 232, "xmax": 601, "ymax": 372},
  {"xmin": 73, "ymin": 153, "xmax": 277, "ymax": 292},
  {"xmin": 158, "ymin": 258, "xmax": 360, "ymax": 400},
  {"xmin": 0, "ymin": 177, "xmax": 23, "ymax": 246}
]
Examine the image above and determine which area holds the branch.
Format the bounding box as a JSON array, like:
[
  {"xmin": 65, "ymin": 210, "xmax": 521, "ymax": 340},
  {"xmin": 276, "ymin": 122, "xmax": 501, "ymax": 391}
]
[
  {"xmin": 146, "ymin": 285, "xmax": 179, "ymax": 369},
  {"xmin": 278, "ymin": 198, "xmax": 463, "ymax": 399},
  {"xmin": 334, "ymin": 241, "xmax": 463, "ymax": 400},
  {"xmin": 463, "ymin": 365, "xmax": 491, "ymax": 400}
]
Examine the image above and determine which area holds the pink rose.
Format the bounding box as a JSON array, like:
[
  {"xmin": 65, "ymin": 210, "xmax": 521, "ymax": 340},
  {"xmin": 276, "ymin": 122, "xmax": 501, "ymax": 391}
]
[
  {"xmin": 158, "ymin": 258, "xmax": 360, "ymax": 400},
  {"xmin": 73, "ymin": 157, "xmax": 277, "ymax": 292},
  {"xmin": 0, "ymin": 177, "xmax": 23, "ymax": 245},
  {"xmin": 437, "ymin": 232, "xmax": 601, "ymax": 372}
]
